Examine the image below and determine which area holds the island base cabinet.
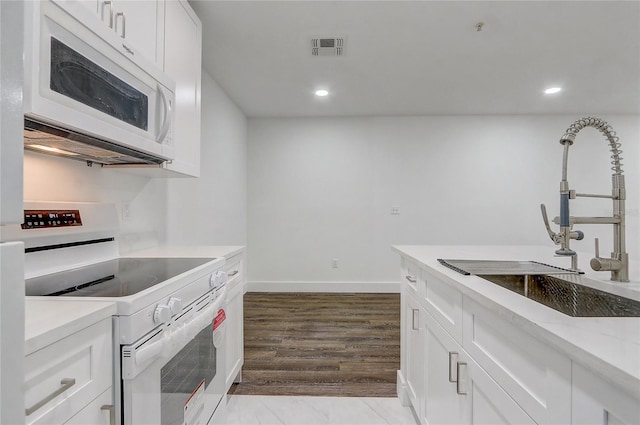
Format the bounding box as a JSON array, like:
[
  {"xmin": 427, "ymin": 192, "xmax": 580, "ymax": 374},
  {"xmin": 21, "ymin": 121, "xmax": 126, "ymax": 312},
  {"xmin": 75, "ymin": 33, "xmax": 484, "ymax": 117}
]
[
  {"xmin": 424, "ymin": 311, "xmax": 535, "ymax": 425},
  {"xmin": 402, "ymin": 290, "xmax": 424, "ymax": 414},
  {"xmin": 572, "ymin": 363, "xmax": 640, "ymax": 425},
  {"xmin": 463, "ymin": 297, "xmax": 571, "ymax": 424}
]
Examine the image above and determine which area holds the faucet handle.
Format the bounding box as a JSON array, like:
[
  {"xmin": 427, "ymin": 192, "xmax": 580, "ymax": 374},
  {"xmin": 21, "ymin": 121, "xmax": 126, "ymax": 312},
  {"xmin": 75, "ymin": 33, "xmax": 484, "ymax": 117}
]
[
  {"xmin": 594, "ymin": 238, "xmax": 600, "ymax": 258},
  {"xmin": 540, "ymin": 204, "xmax": 560, "ymax": 244}
]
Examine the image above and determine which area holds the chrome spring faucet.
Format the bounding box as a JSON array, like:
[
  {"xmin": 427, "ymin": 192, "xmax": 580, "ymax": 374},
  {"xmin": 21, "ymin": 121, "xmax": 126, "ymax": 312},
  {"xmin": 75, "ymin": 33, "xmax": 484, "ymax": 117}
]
[{"xmin": 540, "ymin": 117, "xmax": 629, "ymax": 282}]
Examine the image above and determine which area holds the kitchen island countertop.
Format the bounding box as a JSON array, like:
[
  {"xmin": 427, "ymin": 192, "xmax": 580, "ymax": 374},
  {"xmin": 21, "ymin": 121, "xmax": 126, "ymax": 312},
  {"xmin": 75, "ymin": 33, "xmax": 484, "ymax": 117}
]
[{"xmin": 393, "ymin": 245, "xmax": 640, "ymax": 397}]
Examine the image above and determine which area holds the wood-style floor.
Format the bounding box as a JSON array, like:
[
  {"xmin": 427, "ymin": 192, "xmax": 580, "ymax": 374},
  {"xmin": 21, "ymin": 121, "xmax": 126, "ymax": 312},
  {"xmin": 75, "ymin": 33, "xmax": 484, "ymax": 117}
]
[{"xmin": 229, "ymin": 292, "xmax": 400, "ymax": 397}]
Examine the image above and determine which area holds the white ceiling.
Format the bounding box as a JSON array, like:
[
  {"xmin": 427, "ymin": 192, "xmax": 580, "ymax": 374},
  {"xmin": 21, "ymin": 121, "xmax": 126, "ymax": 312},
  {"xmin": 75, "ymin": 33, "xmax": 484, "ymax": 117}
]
[{"xmin": 189, "ymin": 1, "xmax": 640, "ymax": 118}]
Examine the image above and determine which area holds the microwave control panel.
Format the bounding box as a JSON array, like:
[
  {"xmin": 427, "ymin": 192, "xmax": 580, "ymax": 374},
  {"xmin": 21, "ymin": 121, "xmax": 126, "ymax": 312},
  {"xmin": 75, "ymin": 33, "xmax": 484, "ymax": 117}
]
[{"xmin": 21, "ymin": 210, "xmax": 82, "ymax": 229}]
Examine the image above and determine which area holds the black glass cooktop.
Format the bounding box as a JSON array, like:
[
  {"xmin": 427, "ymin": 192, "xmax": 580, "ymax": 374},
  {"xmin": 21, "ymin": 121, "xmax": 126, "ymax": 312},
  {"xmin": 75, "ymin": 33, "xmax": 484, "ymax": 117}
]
[{"xmin": 26, "ymin": 258, "xmax": 215, "ymax": 297}]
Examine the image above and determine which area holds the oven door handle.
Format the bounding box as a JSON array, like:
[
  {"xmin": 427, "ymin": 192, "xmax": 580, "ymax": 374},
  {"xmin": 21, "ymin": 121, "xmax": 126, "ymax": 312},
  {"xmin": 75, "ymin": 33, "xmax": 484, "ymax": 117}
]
[
  {"xmin": 135, "ymin": 333, "xmax": 166, "ymax": 365},
  {"xmin": 181, "ymin": 288, "xmax": 226, "ymax": 342}
]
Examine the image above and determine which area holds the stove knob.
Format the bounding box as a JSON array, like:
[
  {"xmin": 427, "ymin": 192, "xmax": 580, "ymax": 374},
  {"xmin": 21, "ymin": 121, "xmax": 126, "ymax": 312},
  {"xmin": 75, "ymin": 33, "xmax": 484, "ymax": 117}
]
[
  {"xmin": 209, "ymin": 270, "xmax": 227, "ymax": 288},
  {"xmin": 168, "ymin": 297, "xmax": 183, "ymax": 315},
  {"xmin": 153, "ymin": 304, "xmax": 171, "ymax": 324}
]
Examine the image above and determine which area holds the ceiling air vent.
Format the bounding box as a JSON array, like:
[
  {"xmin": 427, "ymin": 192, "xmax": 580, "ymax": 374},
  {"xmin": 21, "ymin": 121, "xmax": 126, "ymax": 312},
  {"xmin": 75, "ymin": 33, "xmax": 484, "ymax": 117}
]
[{"xmin": 311, "ymin": 37, "xmax": 345, "ymax": 57}]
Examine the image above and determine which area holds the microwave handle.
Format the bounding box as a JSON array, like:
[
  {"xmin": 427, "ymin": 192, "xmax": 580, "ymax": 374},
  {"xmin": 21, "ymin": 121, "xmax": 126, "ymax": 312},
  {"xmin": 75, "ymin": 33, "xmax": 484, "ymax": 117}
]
[{"xmin": 157, "ymin": 84, "xmax": 172, "ymax": 144}]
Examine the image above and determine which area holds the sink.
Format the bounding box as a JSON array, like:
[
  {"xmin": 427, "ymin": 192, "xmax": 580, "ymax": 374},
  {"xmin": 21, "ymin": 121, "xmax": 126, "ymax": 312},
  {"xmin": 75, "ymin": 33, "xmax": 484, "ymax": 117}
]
[{"xmin": 477, "ymin": 274, "xmax": 640, "ymax": 317}]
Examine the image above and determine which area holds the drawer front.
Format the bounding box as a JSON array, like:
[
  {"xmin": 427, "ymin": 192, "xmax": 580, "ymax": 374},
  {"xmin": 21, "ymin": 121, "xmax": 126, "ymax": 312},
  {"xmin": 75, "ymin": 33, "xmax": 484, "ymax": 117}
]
[
  {"xmin": 401, "ymin": 256, "xmax": 422, "ymax": 297},
  {"xmin": 224, "ymin": 253, "xmax": 244, "ymax": 290},
  {"xmin": 462, "ymin": 297, "xmax": 571, "ymax": 424},
  {"xmin": 422, "ymin": 270, "xmax": 463, "ymax": 343},
  {"xmin": 25, "ymin": 319, "xmax": 112, "ymax": 425}
]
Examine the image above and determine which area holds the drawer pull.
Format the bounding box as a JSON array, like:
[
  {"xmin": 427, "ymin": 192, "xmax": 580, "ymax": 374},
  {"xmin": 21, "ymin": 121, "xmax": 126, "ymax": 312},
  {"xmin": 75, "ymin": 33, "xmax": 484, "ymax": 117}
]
[
  {"xmin": 228, "ymin": 270, "xmax": 239, "ymax": 277},
  {"xmin": 448, "ymin": 352, "xmax": 459, "ymax": 382},
  {"xmin": 405, "ymin": 275, "xmax": 417, "ymax": 283},
  {"xmin": 101, "ymin": 404, "xmax": 115, "ymax": 425},
  {"xmin": 25, "ymin": 378, "xmax": 76, "ymax": 416},
  {"xmin": 456, "ymin": 362, "xmax": 468, "ymax": 395}
]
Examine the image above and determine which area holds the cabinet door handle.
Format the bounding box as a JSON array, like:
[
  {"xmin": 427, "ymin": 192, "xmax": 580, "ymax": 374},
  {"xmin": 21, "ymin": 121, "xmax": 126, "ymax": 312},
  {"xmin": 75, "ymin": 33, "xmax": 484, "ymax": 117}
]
[
  {"xmin": 448, "ymin": 351, "xmax": 459, "ymax": 382},
  {"xmin": 228, "ymin": 270, "xmax": 239, "ymax": 277},
  {"xmin": 101, "ymin": 1, "xmax": 114, "ymax": 28},
  {"xmin": 456, "ymin": 362, "xmax": 468, "ymax": 395},
  {"xmin": 411, "ymin": 309, "xmax": 419, "ymax": 330},
  {"xmin": 25, "ymin": 378, "xmax": 76, "ymax": 416},
  {"xmin": 405, "ymin": 275, "xmax": 417, "ymax": 283},
  {"xmin": 101, "ymin": 405, "xmax": 115, "ymax": 425},
  {"xmin": 115, "ymin": 12, "xmax": 126, "ymax": 38}
]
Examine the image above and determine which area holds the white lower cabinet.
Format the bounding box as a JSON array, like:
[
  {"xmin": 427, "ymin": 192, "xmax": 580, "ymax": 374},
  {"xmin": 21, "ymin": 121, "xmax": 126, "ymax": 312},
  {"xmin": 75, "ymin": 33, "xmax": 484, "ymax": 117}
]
[
  {"xmin": 398, "ymin": 252, "xmax": 639, "ymax": 425},
  {"xmin": 65, "ymin": 389, "xmax": 113, "ymax": 425},
  {"xmin": 423, "ymin": 310, "xmax": 535, "ymax": 425},
  {"xmin": 463, "ymin": 297, "xmax": 571, "ymax": 424},
  {"xmin": 403, "ymin": 291, "xmax": 424, "ymax": 413},
  {"xmin": 572, "ymin": 363, "xmax": 640, "ymax": 425},
  {"xmin": 224, "ymin": 254, "xmax": 245, "ymax": 390},
  {"xmin": 25, "ymin": 318, "xmax": 112, "ymax": 425}
]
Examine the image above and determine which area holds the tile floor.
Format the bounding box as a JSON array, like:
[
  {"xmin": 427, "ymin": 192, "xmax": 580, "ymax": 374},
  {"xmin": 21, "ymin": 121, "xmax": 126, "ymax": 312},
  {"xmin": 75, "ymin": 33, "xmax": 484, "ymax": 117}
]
[{"xmin": 222, "ymin": 395, "xmax": 418, "ymax": 425}]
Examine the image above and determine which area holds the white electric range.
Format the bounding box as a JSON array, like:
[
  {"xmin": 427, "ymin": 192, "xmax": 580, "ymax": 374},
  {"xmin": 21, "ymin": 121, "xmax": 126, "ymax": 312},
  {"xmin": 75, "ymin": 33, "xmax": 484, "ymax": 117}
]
[{"xmin": 6, "ymin": 201, "xmax": 228, "ymax": 425}]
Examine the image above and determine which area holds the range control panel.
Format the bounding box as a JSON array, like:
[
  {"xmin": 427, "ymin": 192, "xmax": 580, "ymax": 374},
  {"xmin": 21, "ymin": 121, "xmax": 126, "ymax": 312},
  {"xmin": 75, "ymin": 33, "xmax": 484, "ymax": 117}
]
[{"xmin": 21, "ymin": 210, "xmax": 82, "ymax": 229}]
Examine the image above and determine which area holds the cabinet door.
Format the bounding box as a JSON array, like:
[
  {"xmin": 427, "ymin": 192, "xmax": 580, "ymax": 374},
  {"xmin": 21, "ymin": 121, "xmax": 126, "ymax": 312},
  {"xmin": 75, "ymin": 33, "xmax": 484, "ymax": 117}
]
[
  {"xmin": 65, "ymin": 388, "xmax": 113, "ymax": 425},
  {"xmin": 162, "ymin": 0, "xmax": 202, "ymax": 177},
  {"xmin": 112, "ymin": 0, "xmax": 162, "ymax": 64},
  {"xmin": 424, "ymin": 311, "xmax": 469, "ymax": 425},
  {"xmin": 225, "ymin": 284, "xmax": 244, "ymax": 388},
  {"xmin": 465, "ymin": 357, "xmax": 536, "ymax": 425},
  {"xmin": 572, "ymin": 363, "xmax": 640, "ymax": 425},
  {"xmin": 463, "ymin": 296, "xmax": 571, "ymax": 424},
  {"xmin": 405, "ymin": 293, "xmax": 424, "ymax": 414},
  {"xmin": 424, "ymin": 312, "xmax": 535, "ymax": 425},
  {"xmin": 67, "ymin": 0, "xmax": 99, "ymax": 17}
]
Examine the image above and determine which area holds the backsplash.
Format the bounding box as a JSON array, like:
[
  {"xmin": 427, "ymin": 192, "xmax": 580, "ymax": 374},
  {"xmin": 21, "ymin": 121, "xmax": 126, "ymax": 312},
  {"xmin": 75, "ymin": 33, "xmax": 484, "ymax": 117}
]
[{"xmin": 23, "ymin": 150, "xmax": 168, "ymax": 244}]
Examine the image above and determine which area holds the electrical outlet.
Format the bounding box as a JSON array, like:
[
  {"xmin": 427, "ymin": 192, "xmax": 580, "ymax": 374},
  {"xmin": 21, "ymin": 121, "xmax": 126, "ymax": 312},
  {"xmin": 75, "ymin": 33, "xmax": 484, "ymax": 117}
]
[
  {"xmin": 332, "ymin": 258, "xmax": 339, "ymax": 268},
  {"xmin": 391, "ymin": 206, "xmax": 400, "ymax": 215}
]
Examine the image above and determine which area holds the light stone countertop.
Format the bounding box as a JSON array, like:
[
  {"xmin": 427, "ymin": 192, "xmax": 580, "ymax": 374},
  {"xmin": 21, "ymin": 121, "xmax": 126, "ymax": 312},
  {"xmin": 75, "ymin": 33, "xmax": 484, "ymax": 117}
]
[
  {"xmin": 25, "ymin": 299, "xmax": 116, "ymax": 355},
  {"xmin": 392, "ymin": 245, "xmax": 640, "ymax": 397}
]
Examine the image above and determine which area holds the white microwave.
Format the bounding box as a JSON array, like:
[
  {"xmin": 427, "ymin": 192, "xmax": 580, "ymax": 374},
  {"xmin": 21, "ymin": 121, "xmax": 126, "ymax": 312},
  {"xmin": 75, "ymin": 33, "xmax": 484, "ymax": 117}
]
[{"xmin": 23, "ymin": 0, "xmax": 175, "ymax": 165}]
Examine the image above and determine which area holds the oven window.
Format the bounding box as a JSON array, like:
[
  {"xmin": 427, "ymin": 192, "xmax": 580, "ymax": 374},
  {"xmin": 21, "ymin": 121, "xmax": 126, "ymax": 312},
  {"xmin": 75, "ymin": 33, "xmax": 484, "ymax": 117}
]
[
  {"xmin": 160, "ymin": 320, "xmax": 217, "ymax": 425},
  {"xmin": 49, "ymin": 37, "xmax": 148, "ymax": 131}
]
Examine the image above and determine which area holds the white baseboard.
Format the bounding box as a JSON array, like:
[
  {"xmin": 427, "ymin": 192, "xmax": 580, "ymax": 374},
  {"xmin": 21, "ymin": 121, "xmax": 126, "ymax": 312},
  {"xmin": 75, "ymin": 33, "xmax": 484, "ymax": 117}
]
[{"xmin": 246, "ymin": 280, "xmax": 400, "ymax": 293}]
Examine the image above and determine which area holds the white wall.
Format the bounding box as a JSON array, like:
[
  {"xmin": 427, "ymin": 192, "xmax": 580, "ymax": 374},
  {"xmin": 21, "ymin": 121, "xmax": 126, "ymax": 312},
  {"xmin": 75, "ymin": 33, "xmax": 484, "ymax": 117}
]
[
  {"xmin": 23, "ymin": 151, "xmax": 169, "ymax": 249},
  {"xmin": 165, "ymin": 71, "xmax": 247, "ymax": 246},
  {"xmin": 247, "ymin": 115, "xmax": 640, "ymax": 288}
]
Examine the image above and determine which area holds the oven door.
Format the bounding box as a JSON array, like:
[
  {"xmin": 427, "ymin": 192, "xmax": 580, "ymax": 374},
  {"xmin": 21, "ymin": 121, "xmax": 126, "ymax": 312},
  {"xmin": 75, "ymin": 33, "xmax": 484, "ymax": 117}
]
[{"xmin": 121, "ymin": 292, "xmax": 226, "ymax": 425}]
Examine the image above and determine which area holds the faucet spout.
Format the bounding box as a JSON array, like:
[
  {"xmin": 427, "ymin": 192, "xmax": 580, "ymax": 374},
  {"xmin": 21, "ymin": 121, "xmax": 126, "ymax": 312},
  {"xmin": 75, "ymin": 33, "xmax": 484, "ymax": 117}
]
[{"xmin": 541, "ymin": 117, "xmax": 629, "ymax": 282}]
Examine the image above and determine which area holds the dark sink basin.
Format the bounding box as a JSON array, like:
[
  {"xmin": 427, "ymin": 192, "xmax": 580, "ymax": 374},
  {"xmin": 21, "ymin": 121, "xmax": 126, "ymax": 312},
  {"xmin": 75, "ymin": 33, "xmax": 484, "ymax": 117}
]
[{"xmin": 478, "ymin": 274, "xmax": 640, "ymax": 317}]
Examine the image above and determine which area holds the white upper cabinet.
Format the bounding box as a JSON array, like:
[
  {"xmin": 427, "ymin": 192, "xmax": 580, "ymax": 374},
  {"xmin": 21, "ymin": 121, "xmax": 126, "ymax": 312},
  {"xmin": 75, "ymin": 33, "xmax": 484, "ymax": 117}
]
[
  {"xmin": 69, "ymin": 0, "xmax": 163, "ymax": 65},
  {"xmin": 160, "ymin": 0, "xmax": 202, "ymax": 177},
  {"xmin": 110, "ymin": 0, "xmax": 164, "ymax": 64}
]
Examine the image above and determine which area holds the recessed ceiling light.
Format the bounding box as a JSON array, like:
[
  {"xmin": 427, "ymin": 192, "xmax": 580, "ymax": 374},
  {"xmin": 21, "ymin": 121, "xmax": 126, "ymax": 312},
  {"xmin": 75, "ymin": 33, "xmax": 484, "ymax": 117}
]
[
  {"xmin": 544, "ymin": 87, "xmax": 562, "ymax": 95},
  {"xmin": 315, "ymin": 89, "xmax": 329, "ymax": 97}
]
